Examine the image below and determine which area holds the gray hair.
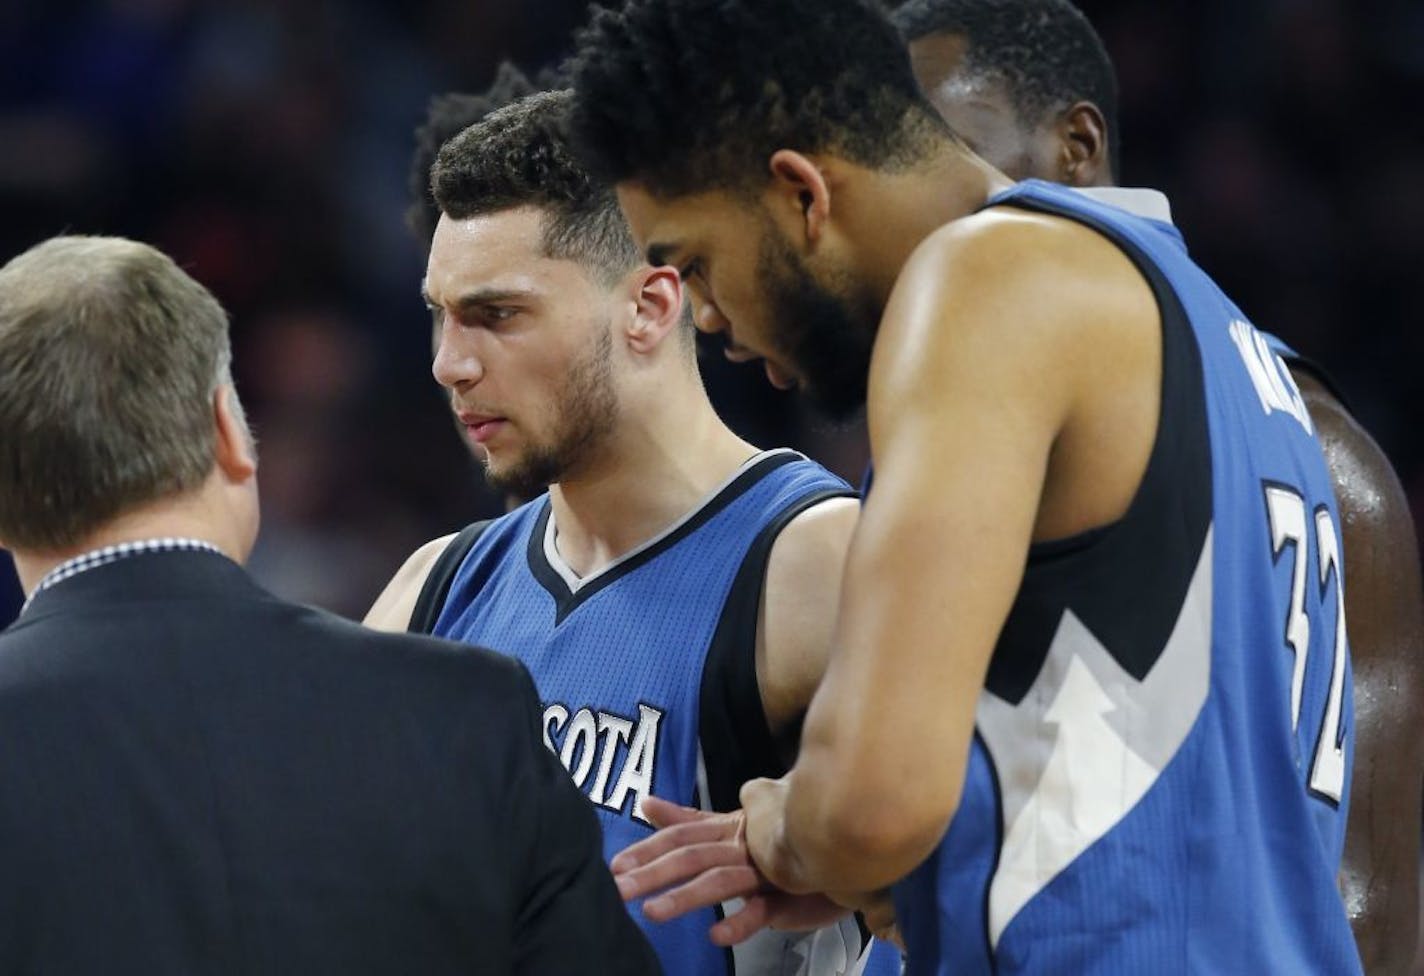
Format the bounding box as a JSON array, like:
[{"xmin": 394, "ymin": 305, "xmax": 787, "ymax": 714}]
[{"xmin": 0, "ymin": 236, "xmax": 237, "ymax": 549}]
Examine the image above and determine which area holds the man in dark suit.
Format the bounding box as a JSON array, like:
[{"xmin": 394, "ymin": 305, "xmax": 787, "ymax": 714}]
[{"xmin": 0, "ymin": 235, "xmax": 660, "ymax": 975}]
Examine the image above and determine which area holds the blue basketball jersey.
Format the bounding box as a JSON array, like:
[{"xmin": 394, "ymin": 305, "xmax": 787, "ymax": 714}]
[
  {"xmin": 432, "ymin": 450, "xmax": 902, "ymax": 976},
  {"xmin": 891, "ymin": 181, "xmax": 1360, "ymax": 974}
]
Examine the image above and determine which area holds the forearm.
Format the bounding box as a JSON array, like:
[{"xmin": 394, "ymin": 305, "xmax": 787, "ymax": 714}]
[
  {"xmin": 753, "ymin": 525, "xmax": 1000, "ymax": 893},
  {"xmin": 749, "ymin": 695, "xmax": 960, "ymax": 895}
]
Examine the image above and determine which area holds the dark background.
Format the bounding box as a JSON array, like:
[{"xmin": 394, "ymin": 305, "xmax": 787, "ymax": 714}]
[{"xmin": 1, "ymin": 0, "xmax": 1420, "ymax": 624}]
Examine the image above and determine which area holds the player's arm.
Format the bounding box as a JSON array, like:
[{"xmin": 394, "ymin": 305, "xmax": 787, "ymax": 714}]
[
  {"xmin": 363, "ymin": 534, "xmax": 456, "ymax": 632},
  {"xmin": 757, "ymin": 496, "xmax": 905, "ymax": 927},
  {"xmin": 1295, "ymin": 371, "xmax": 1424, "ymax": 975},
  {"xmin": 757, "ymin": 495, "xmax": 859, "ymax": 757},
  {"xmin": 750, "ymin": 218, "xmax": 1087, "ymax": 895}
]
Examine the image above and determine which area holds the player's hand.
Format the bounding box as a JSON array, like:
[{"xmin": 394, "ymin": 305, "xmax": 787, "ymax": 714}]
[
  {"xmin": 738, "ymin": 776, "xmax": 791, "ymax": 886},
  {"xmin": 612, "ymin": 795, "xmax": 763, "ymax": 932},
  {"xmin": 612, "ymin": 795, "xmax": 758, "ymax": 914},
  {"xmin": 611, "ymin": 795, "xmax": 851, "ymax": 946}
]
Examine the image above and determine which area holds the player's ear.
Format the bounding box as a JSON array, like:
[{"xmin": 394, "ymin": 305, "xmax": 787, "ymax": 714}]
[
  {"xmin": 1058, "ymin": 101, "xmax": 1110, "ymax": 187},
  {"xmin": 625, "ymin": 264, "xmax": 684, "ymax": 355},
  {"xmin": 768, "ymin": 149, "xmax": 831, "ymax": 249},
  {"xmin": 213, "ymin": 385, "xmax": 258, "ymax": 484}
]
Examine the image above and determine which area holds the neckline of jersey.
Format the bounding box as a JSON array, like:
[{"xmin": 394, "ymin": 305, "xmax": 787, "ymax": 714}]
[{"xmin": 541, "ymin": 448, "xmax": 799, "ymax": 593}]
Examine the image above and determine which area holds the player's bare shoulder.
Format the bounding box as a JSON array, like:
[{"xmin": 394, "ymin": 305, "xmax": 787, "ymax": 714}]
[
  {"xmin": 871, "ymin": 205, "xmax": 1163, "ymax": 541},
  {"xmin": 876, "ymin": 207, "xmax": 1152, "ymax": 384},
  {"xmin": 364, "ymin": 533, "xmax": 458, "ymax": 633},
  {"xmin": 1294, "ymin": 371, "xmax": 1409, "ymax": 530}
]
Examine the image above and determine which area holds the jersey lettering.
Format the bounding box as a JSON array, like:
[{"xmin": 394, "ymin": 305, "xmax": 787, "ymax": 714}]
[
  {"xmin": 1230, "ymin": 320, "xmax": 1313, "ymax": 435},
  {"xmin": 1265, "ymin": 486, "xmax": 1310, "ymax": 729},
  {"xmin": 542, "ymin": 701, "xmax": 664, "ymax": 824}
]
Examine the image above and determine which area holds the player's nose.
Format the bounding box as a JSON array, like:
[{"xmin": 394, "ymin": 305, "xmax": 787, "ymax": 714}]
[
  {"xmin": 432, "ymin": 325, "xmax": 484, "ymax": 391},
  {"xmin": 694, "ymin": 298, "xmax": 731, "ymax": 336}
]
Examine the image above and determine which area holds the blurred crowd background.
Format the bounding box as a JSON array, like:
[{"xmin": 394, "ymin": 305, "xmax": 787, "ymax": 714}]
[{"xmin": 1, "ymin": 0, "xmax": 1421, "ymax": 626}]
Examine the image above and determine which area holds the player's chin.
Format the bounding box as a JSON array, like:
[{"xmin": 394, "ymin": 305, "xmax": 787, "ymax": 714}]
[{"xmin": 481, "ymin": 452, "xmax": 518, "ymax": 486}]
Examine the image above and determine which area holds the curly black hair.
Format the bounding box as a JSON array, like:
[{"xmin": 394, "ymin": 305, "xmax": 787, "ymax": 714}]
[
  {"xmin": 892, "ymin": 0, "xmax": 1120, "ymax": 176},
  {"xmin": 568, "ymin": 0, "xmax": 952, "ymax": 197},
  {"xmin": 430, "ymin": 89, "xmax": 640, "ymax": 284},
  {"xmin": 405, "ymin": 62, "xmax": 555, "ymax": 245}
]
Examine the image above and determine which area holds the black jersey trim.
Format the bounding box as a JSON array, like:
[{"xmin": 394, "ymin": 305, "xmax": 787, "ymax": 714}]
[
  {"xmin": 407, "ymin": 520, "xmax": 493, "ymax": 635},
  {"xmin": 698, "ymin": 487, "xmax": 857, "ymax": 814},
  {"xmin": 1280, "ymin": 353, "xmax": 1354, "ymax": 414},
  {"xmin": 978, "ymin": 728, "xmax": 1004, "ymax": 974},
  {"xmin": 978, "ymin": 193, "xmax": 1213, "ymax": 702},
  {"xmin": 527, "ymin": 452, "xmax": 806, "ymax": 626}
]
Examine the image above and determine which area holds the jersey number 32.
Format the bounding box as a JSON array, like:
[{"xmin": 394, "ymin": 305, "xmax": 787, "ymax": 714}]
[{"xmin": 1264, "ymin": 484, "xmax": 1348, "ymax": 805}]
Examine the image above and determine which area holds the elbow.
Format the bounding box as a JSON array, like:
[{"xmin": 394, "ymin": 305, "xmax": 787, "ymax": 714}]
[{"xmin": 791, "ymin": 777, "xmax": 960, "ymax": 893}]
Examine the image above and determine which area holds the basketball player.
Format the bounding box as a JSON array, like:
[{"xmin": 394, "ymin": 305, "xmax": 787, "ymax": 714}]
[
  {"xmin": 571, "ymin": 0, "xmax": 1363, "ymax": 972},
  {"xmin": 892, "ymin": 2, "xmax": 1423, "ymax": 969},
  {"xmin": 366, "ymin": 90, "xmax": 901, "ymax": 976}
]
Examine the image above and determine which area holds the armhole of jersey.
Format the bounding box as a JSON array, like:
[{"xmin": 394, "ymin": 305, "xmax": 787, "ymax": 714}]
[
  {"xmin": 1281, "ymin": 352, "xmax": 1354, "ymax": 414},
  {"xmin": 980, "ymin": 191, "xmax": 1213, "ymax": 698},
  {"xmin": 698, "ymin": 488, "xmax": 856, "ymax": 813},
  {"xmin": 407, "ymin": 519, "xmax": 493, "ymax": 636}
]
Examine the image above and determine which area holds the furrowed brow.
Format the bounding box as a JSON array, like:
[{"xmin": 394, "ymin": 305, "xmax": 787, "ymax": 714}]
[
  {"xmin": 423, "ymin": 287, "xmax": 535, "ymax": 312},
  {"xmin": 450, "ymin": 288, "xmax": 533, "ymax": 312}
]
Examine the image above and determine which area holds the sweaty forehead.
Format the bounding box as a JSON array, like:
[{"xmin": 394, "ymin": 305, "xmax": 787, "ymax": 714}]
[
  {"xmin": 430, "ymin": 208, "xmax": 542, "ymax": 263},
  {"xmin": 908, "ymin": 31, "xmax": 972, "ymax": 91},
  {"xmin": 908, "ymin": 33, "xmax": 1014, "ymax": 109},
  {"xmin": 425, "ymin": 208, "xmax": 579, "ymax": 301},
  {"xmin": 907, "ymin": 33, "xmax": 1032, "ymax": 162}
]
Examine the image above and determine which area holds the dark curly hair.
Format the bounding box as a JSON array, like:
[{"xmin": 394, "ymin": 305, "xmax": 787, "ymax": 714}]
[
  {"xmin": 405, "ymin": 62, "xmax": 554, "ymax": 245},
  {"xmin": 892, "ymin": 0, "xmax": 1120, "ymax": 176},
  {"xmin": 568, "ymin": 0, "xmax": 952, "ymax": 197},
  {"xmin": 431, "ymin": 89, "xmax": 640, "ymax": 284}
]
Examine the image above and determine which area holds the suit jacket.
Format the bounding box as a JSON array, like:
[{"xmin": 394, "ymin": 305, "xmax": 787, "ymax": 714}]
[
  {"xmin": 0, "ymin": 554, "xmax": 19, "ymax": 630},
  {"xmin": 0, "ymin": 549, "xmax": 660, "ymax": 975}
]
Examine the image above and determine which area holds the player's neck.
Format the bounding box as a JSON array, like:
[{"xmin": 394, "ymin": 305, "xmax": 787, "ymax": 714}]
[
  {"xmin": 850, "ymin": 146, "xmax": 1012, "ymax": 308},
  {"xmin": 547, "ymin": 383, "xmax": 755, "ymax": 577}
]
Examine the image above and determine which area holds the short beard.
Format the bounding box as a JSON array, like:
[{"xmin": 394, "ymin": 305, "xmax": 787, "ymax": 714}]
[
  {"xmin": 484, "ymin": 325, "xmax": 617, "ymax": 500},
  {"xmin": 758, "ymin": 230, "xmax": 878, "ymax": 420}
]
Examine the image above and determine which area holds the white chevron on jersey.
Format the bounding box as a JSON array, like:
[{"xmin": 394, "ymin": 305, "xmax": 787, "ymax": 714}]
[{"xmin": 976, "ymin": 526, "xmax": 1215, "ymax": 946}]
